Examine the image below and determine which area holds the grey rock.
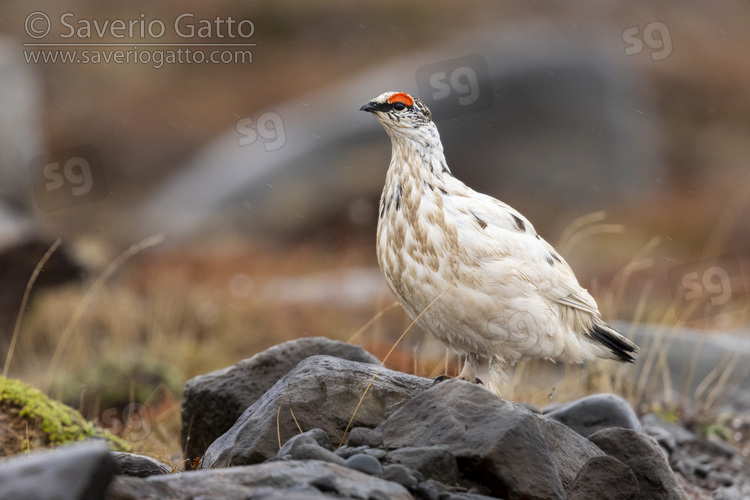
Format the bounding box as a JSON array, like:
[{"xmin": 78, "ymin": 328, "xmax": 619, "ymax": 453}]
[
  {"xmin": 387, "ymin": 445, "xmax": 458, "ymax": 485},
  {"xmin": 458, "ymin": 495, "xmax": 506, "ymax": 500},
  {"xmin": 381, "ymin": 463, "xmax": 418, "ymax": 490},
  {"xmin": 180, "ymin": 337, "xmax": 379, "ymax": 460},
  {"xmin": 377, "ymin": 378, "xmax": 566, "ymax": 499},
  {"xmin": 111, "ymin": 452, "xmax": 172, "ymax": 477},
  {"xmin": 367, "ymin": 490, "xmax": 391, "ymax": 500},
  {"xmin": 201, "ymin": 355, "xmax": 432, "ymax": 468},
  {"xmin": 278, "ymin": 428, "xmax": 334, "ymax": 456},
  {"xmin": 344, "ymin": 453, "xmax": 383, "ymax": 475},
  {"xmin": 705, "ymin": 435, "xmax": 737, "ymax": 459},
  {"xmin": 693, "ymin": 461, "xmax": 712, "ymax": 478},
  {"xmin": 308, "ymin": 473, "xmax": 340, "ymax": 493},
  {"xmin": 545, "ymin": 393, "xmax": 642, "ymax": 437},
  {"xmin": 415, "ymin": 479, "xmax": 448, "ymax": 500},
  {"xmin": 363, "ymin": 448, "xmax": 387, "ymax": 459},
  {"xmin": 108, "ymin": 460, "xmax": 412, "ymax": 499},
  {"xmin": 641, "ymin": 413, "xmax": 698, "ymax": 449},
  {"xmin": 710, "ymin": 470, "xmax": 735, "ymax": 487},
  {"xmin": 0, "ymin": 441, "xmax": 117, "ymax": 500},
  {"xmin": 534, "ymin": 412, "xmax": 606, "ymax": 491},
  {"xmin": 346, "ymin": 426, "xmax": 384, "ymax": 448},
  {"xmin": 589, "ymin": 427, "xmax": 688, "ymax": 500},
  {"xmin": 290, "ymin": 443, "xmax": 346, "ymax": 466},
  {"xmin": 334, "ymin": 447, "xmax": 362, "ymax": 459},
  {"xmin": 567, "ymin": 455, "xmax": 639, "ymax": 500}
]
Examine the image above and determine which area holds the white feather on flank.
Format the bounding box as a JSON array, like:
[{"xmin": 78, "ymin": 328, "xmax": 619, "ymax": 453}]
[{"xmin": 362, "ymin": 91, "xmax": 638, "ymax": 396}]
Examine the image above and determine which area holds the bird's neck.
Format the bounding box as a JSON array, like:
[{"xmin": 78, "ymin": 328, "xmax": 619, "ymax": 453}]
[{"xmin": 385, "ymin": 124, "xmax": 452, "ymax": 191}]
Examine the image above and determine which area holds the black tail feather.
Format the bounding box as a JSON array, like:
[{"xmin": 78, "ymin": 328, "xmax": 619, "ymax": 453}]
[{"xmin": 589, "ymin": 323, "xmax": 639, "ymax": 363}]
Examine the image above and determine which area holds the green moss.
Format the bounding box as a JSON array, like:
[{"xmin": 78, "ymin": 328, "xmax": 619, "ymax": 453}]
[{"xmin": 0, "ymin": 376, "xmax": 130, "ymax": 452}]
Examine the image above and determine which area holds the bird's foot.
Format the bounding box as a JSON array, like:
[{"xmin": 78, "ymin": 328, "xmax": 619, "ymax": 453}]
[{"xmin": 432, "ymin": 375, "xmax": 483, "ymax": 386}]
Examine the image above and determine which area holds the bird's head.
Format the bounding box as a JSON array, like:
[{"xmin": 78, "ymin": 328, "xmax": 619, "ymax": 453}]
[{"xmin": 360, "ymin": 91, "xmax": 434, "ymax": 139}]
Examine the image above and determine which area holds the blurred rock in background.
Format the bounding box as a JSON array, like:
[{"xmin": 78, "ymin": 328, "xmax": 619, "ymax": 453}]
[{"xmin": 138, "ymin": 21, "xmax": 662, "ymax": 242}]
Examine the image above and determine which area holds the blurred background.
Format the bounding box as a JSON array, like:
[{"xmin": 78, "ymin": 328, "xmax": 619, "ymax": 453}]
[{"xmin": 1, "ymin": 1, "xmax": 750, "ymax": 457}]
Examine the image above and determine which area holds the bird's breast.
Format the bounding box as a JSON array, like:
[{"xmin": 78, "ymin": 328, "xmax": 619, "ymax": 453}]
[{"xmin": 376, "ymin": 181, "xmax": 461, "ymax": 313}]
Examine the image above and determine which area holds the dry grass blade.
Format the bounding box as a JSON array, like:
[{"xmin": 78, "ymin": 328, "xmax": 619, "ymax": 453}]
[
  {"xmin": 605, "ymin": 236, "xmax": 660, "ymax": 315},
  {"xmin": 43, "ymin": 234, "xmax": 164, "ymax": 392},
  {"xmin": 705, "ymin": 350, "xmax": 741, "ymax": 409},
  {"xmin": 290, "ymin": 405, "xmax": 302, "ymax": 434},
  {"xmin": 556, "ymin": 211, "xmax": 624, "ymax": 257},
  {"xmin": 556, "ymin": 211, "xmax": 608, "ymax": 251},
  {"xmin": 338, "ymin": 288, "xmax": 449, "ymax": 448},
  {"xmin": 347, "ymin": 301, "xmax": 399, "ymax": 343},
  {"xmin": 276, "ymin": 402, "xmax": 282, "ymax": 450},
  {"xmin": 3, "ymin": 238, "xmax": 62, "ymax": 378}
]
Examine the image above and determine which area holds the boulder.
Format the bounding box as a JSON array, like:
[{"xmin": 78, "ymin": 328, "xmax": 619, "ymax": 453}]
[
  {"xmin": 545, "ymin": 393, "xmax": 642, "ymax": 438},
  {"xmin": 200, "ymin": 355, "xmax": 431, "ymax": 468},
  {"xmin": 180, "ymin": 337, "xmax": 379, "ymax": 460},
  {"xmin": 345, "ymin": 426, "xmax": 384, "ymax": 448},
  {"xmin": 534, "ymin": 413, "xmax": 606, "ymax": 492},
  {"xmin": 567, "ymin": 455, "xmax": 639, "ymax": 500},
  {"xmin": 589, "ymin": 427, "xmax": 688, "ymax": 499},
  {"xmin": 377, "ymin": 378, "xmax": 566, "ymax": 500},
  {"xmin": 111, "ymin": 452, "xmax": 172, "ymax": 477},
  {"xmin": 0, "ymin": 441, "xmax": 117, "ymax": 500},
  {"xmin": 386, "ymin": 445, "xmax": 458, "ymax": 485},
  {"xmin": 108, "ymin": 459, "xmax": 411, "ymax": 499}
]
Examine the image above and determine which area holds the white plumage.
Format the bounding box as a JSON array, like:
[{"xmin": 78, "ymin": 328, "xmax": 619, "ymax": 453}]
[{"xmin": 361, "ymin": 91, "xmax": 638, "ymax": 395}]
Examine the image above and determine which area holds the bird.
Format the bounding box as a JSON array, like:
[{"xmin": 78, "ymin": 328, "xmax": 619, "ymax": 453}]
[{"xmin": 360, "ymin": 91, "xmax": 639, "ymax": 396}]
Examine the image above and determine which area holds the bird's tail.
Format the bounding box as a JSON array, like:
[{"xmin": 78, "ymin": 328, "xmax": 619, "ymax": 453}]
[{"xmin": 588, "ymin": 323, "xmax": 639, "ymax": 363}]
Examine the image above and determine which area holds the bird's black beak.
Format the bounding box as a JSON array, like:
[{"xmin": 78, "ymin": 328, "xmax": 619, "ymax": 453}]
[
  {"xmin": 359, "ymin": 101, "xmax": 378, "ymax": 113},
  {"xmin": 361, "ymin": 100, "xmax": 394, "ymax": 113}
]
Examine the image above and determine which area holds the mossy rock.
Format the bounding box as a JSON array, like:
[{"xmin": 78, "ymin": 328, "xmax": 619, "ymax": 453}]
[{"xmin": 0, "ymin": 376, "xmax": 130, "ymax": 457}]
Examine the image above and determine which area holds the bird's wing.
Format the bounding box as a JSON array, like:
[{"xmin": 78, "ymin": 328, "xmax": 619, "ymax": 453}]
[{"xmin": 446, "ymin": 185, "xmax": 602, "ymax": 318}]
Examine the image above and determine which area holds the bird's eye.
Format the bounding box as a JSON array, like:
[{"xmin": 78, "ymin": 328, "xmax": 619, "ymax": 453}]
[{"xmin": 393, "ymin": 102, "xmax": 406, "ymax": 111}]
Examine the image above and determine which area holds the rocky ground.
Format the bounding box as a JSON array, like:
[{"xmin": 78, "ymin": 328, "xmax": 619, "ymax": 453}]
[{"xmin": 2, "ymin": 337, "xmax": 749, "ymax": 499}]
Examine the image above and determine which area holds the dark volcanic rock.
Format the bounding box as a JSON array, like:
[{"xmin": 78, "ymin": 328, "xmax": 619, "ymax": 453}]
[
  {"xmin": 590, "ymin": 427, "xmax": 688, "ymax": 500},
  {"xmin": 200, "ymin": 355, "xmax": 432, "ymax": 468},
  {"xmin": 180, "ymin": 337, "xmax": 379, "ymax": 460},
  {"xmin": 567, "ymin": 455, "xmax": 639, "ymax": 500},
  {"xmin": 278, "ymin": 429, "xmax": 344, "ymax": 465},
  {"xmin": 0, "ymin": 441, "xmax": 117, "ymax": 500},
  {"xmin": 111, "ymin": 452, "xmax": 171, "ymax": 477},
  {"xmin": 641, "ymin": 412, "xmax": 698, "ymax": 454},
  {"xmin": 545, "ymin": 393, "xmax": 642, "ymax": 438},
  {"xmin": 387, "ymin": 445, "xmax": 458, "ymax": 485},
  {"xmin": 278, "ymin": 428, "xmax": 334, "ymax": 455},
  {"xmin": 343, "ymin": 453, "xmax": 383, "ymax": 475},
  {"xmin": 377, "ymin": 378, "xmax": 566, "ymax": 500},
  {"xmin": 108, "ymin": 460, "xmax": 412, "ymax": 499},
  {"xmin": 534, "ymin": 413, "xmax": 606, "ymax": 492},
  {"xmin": 345, "ymin": 426, "xmax": 384, "ymax": 448}
]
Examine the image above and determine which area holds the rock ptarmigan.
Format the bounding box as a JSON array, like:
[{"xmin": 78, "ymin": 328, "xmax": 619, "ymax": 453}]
[{"xmin": 360, "ymin": 91, "xmax": 639, "ymax": 395}]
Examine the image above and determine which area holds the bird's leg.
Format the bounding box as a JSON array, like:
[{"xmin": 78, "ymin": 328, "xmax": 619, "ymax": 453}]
[
  {"xmin": 433, "ymin": 353, "xmax": 483, "ymax": 385},
  {"xmin": 457, "ymin": 353, "xmax": 479, "ymax": 382},
  {"xmin": 487, "ymin": 356, "xmax": 509, "ymax": 397},
  {"xmin": 458, "ymin": 353, "xmax": 483, "ymax": 384}
]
